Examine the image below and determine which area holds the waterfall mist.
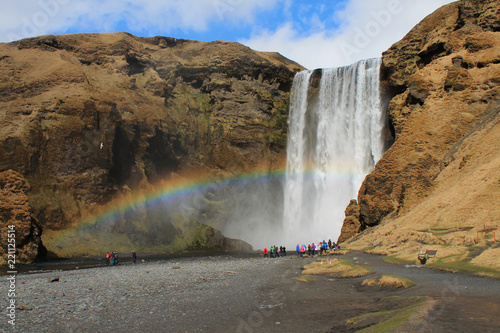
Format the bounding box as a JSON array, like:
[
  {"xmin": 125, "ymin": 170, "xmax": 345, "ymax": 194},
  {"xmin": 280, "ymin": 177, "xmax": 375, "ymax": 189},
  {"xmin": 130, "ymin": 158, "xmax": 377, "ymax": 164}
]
[
  {"xmin": 219, "ymin": 177, "xmax": 285, "ymax": 249},
  {"xmin": 124, "ymin": 58, "xmax": 389, "ymax": 251},
  {"xmin": 282, "ymin": 58, "xmax": 387, "ymax": 247}
]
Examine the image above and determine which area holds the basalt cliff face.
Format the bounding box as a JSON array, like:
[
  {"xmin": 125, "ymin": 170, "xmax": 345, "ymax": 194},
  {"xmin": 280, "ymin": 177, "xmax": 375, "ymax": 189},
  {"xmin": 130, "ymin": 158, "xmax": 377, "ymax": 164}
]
[
  {"xmin": 0, "ymin": 170, "xmax": 45, "ymax": 263},
  {"xmin": 0, "ymin": 33, "xmax": 303, "ymax": 262},
  {"xmin": 339, "ymin": 0, "xmax": 500, "ymax": 267}
]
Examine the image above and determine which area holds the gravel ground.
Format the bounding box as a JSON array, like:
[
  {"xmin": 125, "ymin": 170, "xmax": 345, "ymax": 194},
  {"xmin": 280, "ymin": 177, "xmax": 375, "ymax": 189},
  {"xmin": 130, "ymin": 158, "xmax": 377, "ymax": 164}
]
[
  {"xmin": 3, "ymin": 254, "xmax": 302, "ymax": 333},
  {"xmin": 2, "ymin": 251, "xmax": 500, "ymax": 332}
]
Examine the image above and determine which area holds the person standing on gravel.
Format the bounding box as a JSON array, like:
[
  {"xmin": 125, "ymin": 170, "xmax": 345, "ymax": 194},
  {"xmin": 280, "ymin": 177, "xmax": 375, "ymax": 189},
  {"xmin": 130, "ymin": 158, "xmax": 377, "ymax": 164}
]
[
  {"xmin": 263, "ymin": 247, "xmax": 269, "ymax": 258},
  {"xmin": 132, "ymin": 250, "xmax": 137, "ymax": 264},
  {"xmin": 300, "ymin": 244, "xmax": 306, "ymax": 258},
  {"xmin": 296, "ymin": 244, "xmax": 300, "ymax": 258}
]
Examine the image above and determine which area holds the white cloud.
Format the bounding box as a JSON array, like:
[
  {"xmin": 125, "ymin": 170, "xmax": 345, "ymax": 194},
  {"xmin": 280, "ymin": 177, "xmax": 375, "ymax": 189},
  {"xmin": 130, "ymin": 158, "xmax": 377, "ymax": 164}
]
[
  {"xmin": 241, "ymin": 0, "xmax": 457, "ymax": 69},
  {"xmin": 0, "ymin": 0, "xmax": 457, "ymax": 70},
  {"xmin": 0, "ymin": 0, "xmax": 278, "ymax": 42}
]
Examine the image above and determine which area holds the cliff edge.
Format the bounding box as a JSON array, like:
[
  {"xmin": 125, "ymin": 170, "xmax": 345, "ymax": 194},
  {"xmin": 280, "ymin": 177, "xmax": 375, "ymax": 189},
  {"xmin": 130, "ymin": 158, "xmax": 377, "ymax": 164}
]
[
  {"xmin": 339, "ymin": 0, "xmax": 500, "ymax": 272},
  {"xmin": 0, "ymin": 33, "xmax": 303, "ymax": 261}
]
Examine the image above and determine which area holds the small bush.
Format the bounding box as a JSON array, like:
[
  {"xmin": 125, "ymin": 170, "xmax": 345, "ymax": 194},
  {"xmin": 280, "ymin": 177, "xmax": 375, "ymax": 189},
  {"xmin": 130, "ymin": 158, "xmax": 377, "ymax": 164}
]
[
  {"xmin": 362, "ymin": 278, "xmax": 378, "ymax": 287},
  {"xmin": 295, "ymin": 275, "xmax": 317, "ymax": 283},
  {"xmin": 362, "ymin": 275, "xmax": 416, "ymax": 289},
  {"xmin": 341, "ymin": 266, "xmax": 374, "ymax": 278},
  {"xmin": 302, "ymin": 259, "xmax": 373, "ymax": 278}
]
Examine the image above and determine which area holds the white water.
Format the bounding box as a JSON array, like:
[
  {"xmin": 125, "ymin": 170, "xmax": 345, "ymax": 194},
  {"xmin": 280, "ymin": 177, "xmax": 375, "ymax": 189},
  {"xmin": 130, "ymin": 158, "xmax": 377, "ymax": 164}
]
[{"xmin": 283, "ymin": 58, "xmax": 385, "ymax": 246}]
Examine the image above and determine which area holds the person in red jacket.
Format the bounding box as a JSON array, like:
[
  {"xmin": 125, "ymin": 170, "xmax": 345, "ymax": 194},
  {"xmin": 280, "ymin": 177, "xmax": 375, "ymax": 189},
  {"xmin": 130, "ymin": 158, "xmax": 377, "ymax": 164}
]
[{"xmin": 263, "ymin": 247, "xmax": 269, "ymax": 258}]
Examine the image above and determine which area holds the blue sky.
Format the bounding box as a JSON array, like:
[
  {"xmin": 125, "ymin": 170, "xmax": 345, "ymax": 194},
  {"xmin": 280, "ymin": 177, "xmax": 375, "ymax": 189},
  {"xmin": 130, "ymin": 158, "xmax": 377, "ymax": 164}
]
[{"xmin": 1, "ymin": 0, "xmax": 455, "ymax": 69}]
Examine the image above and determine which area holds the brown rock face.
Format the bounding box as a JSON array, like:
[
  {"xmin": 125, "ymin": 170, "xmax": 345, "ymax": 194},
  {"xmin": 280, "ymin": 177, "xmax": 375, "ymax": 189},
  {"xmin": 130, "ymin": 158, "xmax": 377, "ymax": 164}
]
[
  {"xmin": 0, "ymin": 33, "xmax": 304, "ymax": 256},
  {"xmin": 339, "ymin": 0, "xmax": 500, "ymax": 243},
  {"xmin": 337, "ymin": 200, "xmax": 361, "ymax": 244},
  {"xmin": 0, "ymin": 170, "xmax": 44, "ymax": 263}
]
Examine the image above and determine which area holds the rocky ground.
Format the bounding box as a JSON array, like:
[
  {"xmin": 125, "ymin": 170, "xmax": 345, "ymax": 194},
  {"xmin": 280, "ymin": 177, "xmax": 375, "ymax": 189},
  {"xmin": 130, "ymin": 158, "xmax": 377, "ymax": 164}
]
[{"xmin": 2, "ymin": 251, "xmax": 500, "ymax": 332}]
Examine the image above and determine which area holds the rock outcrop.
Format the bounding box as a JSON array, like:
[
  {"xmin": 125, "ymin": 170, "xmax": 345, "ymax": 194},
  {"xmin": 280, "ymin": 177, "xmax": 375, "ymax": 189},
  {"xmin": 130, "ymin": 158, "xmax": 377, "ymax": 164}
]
[
  {"xmin": 0, "ymin": 33, "xmax": 303, "ymax": 258},
  {"xmin": 339, "ymin": 0, "xmax": 499, "ymax": 256},
  {"xmin": 337, "ymin": 200, "xmax": 362, "ymax": 244},
  {"xmin": 204, "ymin": 227, "xmax": 253, "ymax": 252},
  {"xmin": 0, "ymin": 170, "xmax": 45, "ymax": 263}
]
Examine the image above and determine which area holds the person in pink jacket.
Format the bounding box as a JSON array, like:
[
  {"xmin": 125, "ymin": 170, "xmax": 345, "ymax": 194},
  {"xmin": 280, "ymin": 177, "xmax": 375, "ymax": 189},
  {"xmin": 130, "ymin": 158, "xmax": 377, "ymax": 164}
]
[{"xmin": 300, "ymin": 244, "xmax": 306, "ymax": 258}]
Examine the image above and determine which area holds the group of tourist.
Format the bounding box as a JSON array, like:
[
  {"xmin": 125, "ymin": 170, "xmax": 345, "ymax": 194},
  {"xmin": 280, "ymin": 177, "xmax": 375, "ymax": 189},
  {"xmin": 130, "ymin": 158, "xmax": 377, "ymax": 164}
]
[
  {"xmin": 105, "ymin": 250, "xmax": 137, "ymax": 265},
  {"xmin": 263, "ymin": 239, "xmax": 340, "ymax": 259},
  {"xmin": 105, "ymin": 251, "xmax": 119, "ymax": 265},
  {"xmin": 263, "ymin": 245, "xmax": 287, "ymax": 258},
  {"xmin": 295, "ymin": 239, "xmax": 340, "ymax": 258}
]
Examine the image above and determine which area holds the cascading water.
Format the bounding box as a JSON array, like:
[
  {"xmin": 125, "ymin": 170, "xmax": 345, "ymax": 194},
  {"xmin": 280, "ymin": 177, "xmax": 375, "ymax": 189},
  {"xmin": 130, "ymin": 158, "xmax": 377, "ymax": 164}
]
[{"xmin": 283, "ymin": 58, "xmax": 386, "ymax": 246}]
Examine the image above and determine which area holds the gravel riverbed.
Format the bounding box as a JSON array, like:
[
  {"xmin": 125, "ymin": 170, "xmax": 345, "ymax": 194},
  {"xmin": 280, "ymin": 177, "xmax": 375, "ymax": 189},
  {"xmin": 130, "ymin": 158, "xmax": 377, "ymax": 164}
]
[
  {"xmin": 4, "ymin": 254, "xmax": 303, "ymax": 332},
  {"xmin": 2, "ymin": 251, "xmax": 500, "ymax": 332}
]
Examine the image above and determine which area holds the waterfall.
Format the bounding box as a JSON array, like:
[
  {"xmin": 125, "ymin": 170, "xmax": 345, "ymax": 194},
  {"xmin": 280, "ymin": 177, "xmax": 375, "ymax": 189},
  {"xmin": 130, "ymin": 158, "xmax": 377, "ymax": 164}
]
[{"xmin": 283, "ymin": 58, "xmax": 386, "ymax": 246}]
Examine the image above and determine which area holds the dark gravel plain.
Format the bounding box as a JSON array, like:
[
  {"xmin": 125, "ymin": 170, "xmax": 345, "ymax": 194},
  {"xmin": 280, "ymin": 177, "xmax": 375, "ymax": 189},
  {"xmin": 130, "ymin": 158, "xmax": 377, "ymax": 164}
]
[{"xmin": 2, "ymin": 251, "xmax": 500, "ymax": 332}]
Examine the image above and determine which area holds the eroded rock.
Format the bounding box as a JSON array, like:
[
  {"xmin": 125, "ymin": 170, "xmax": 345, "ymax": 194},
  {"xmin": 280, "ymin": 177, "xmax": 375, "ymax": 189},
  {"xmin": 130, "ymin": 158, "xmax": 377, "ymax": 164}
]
[{"xmin": 0, "ymin": 170, "xmax": 45, "ymax": 263}]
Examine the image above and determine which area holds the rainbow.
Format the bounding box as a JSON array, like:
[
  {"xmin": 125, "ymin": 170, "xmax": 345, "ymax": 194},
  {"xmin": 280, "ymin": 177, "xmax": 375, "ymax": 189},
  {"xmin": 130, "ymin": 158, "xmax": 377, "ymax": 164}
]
[
  {"xmin": 54, "ymin": 163, "xmax": 360, "ymax": 235},
  {"xmin": 42, "ymin": 162, "xmax": 366, "ymax": 256},
  {"xmin": 43, "ymin": 167, "xmax": 283, "ymax": 253},
  {"xmin": 76, "ymin": 167, "xmax": 286, "ymax": 232}
]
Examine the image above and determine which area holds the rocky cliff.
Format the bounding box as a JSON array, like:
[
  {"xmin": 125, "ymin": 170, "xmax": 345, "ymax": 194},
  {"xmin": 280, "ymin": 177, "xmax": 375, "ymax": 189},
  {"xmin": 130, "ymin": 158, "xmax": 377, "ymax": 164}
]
[
  {"xmin": 0, "ymin": 32, "xmax": 303, "ymax": 262},
  {"xmin": 339, "ymin": 0, "xmax": 500, "ymax": 269},
  {"xmin": 0, "ymin": 170, "xmax": 45, "ymax": 263}
]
